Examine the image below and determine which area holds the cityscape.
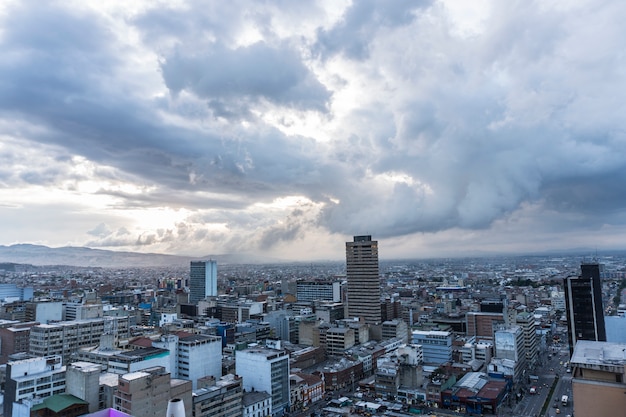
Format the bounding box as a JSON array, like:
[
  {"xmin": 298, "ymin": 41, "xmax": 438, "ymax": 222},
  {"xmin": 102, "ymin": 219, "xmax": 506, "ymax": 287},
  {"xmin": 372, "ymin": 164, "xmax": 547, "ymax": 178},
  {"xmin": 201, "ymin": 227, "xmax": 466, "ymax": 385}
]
[
  {"xmin": 0, "ymin": 237, "xmax": 624, "ymax": 417},
  {"xmin": 2, "ymin": 1, "xmax": 626, "ymax": 417}
]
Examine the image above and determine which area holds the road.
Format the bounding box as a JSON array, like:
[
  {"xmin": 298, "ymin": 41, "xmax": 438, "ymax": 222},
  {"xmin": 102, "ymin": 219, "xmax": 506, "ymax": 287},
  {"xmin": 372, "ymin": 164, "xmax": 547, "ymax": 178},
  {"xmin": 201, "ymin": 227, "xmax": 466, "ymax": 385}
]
[{"xmin": 506, "ymin": 342, "xmax": 572, "ymax": 417}]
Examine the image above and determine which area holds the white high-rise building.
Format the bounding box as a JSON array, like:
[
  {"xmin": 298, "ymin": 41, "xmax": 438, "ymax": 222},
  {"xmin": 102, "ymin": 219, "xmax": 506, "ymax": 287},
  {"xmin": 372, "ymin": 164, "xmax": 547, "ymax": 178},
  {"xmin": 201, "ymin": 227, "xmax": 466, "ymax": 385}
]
[
  {"xmin": 236, "ymin": 344, "xmax": 290, "ymax": 417},
  {"xmin": 152, "ymin": 333, "xmax": 222, "ymax": 390},
  {"xmin": 190, "ymin": 261, "xmax": 218, "ymax": 303}
]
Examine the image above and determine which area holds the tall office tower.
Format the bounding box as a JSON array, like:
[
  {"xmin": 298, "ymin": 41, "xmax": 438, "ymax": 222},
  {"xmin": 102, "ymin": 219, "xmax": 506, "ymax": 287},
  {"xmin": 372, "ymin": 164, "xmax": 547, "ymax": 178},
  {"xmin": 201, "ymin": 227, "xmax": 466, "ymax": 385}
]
[
  {"xmin": 190, "ymin": 260, "xmax": 218, "ymax": 304},
  {"xmin": 346, "ymin": 235, "xmax": 381, "ymax": 325},
  {"xmin": 564, "ymin": 262, "xmax": 607, "ymax": 355}
]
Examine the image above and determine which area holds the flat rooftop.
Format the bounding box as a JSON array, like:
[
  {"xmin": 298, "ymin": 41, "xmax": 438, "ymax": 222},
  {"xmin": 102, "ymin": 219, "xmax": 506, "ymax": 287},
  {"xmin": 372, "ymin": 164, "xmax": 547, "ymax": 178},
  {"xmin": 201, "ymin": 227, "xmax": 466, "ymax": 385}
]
[{"xmin": 571, "ymin": 340, "xmax": 626, "ymax": 366}]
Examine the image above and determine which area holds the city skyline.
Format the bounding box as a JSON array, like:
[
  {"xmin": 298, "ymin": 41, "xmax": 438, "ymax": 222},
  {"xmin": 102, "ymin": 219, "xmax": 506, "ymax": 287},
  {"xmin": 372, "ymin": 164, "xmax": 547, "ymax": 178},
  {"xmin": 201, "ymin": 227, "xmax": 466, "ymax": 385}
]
[{"xmin": 2, "ymin": 1, "xmax": 626, "ymax": 261}]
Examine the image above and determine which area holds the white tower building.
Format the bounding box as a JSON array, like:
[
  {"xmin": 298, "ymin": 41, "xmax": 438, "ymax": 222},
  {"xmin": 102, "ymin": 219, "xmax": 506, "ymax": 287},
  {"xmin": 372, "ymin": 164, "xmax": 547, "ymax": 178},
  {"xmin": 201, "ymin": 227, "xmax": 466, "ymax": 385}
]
[{"xmin": 236, "ymin": 345, "xmax": 290, "ymax": 417}]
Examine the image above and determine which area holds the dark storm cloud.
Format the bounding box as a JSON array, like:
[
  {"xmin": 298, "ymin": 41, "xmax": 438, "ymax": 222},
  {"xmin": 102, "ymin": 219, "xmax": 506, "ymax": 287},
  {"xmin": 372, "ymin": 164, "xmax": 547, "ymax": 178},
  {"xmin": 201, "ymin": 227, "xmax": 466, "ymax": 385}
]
[
  {"xmin": 161, "ymin": 42, "xmax": 331, "ymax": 114},
  {"xmin": 314, "ymin": 0, "xmax": 626, "ymax": 240},
  {"xmin": 0, "ymin": 1, "xmax": 329, "ymax": 208},
  {"xmin": 4, "ymin": 0, "xmax": 626, "ymax": 257}
]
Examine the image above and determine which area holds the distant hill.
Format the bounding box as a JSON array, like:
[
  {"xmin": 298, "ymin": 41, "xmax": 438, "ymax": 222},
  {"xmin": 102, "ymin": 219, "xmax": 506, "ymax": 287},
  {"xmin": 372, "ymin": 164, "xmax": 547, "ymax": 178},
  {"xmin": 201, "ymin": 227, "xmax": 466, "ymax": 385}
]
[{"xmin": 0, "ymin": 244, "xmax": 265, "ymax": 268}]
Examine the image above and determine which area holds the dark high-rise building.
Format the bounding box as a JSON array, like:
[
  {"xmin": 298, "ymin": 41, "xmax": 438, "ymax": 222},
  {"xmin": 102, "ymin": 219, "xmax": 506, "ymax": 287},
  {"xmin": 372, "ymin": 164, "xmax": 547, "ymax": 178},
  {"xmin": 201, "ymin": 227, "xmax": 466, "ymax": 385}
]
[
  {"xmin": 346, "ymin": 235, "xmax": 381, "ymax": 325},
  {"xmin": 564, "ymin": 262, "xmax": 606, "ymax": 355},
  {"xmin": 190, "ymin": 260, "xmax": 217, "ymax": 304}
]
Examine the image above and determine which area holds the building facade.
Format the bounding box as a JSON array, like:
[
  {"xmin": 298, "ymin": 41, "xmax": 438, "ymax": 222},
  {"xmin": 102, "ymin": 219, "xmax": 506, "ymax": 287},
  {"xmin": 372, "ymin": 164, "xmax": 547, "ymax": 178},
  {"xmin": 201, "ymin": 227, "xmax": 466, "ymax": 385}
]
[
  {"xmin": 411, "ymin": 330, "xmax": 452, "ymax": 365},
  {"xmin": 153, "ymin": 333, "xmax": 222, "ymax": 390},
  {"xmin": 29, "ymin": 317, "xmax": 131, "ymax": 363},
  {"xmin": 296, "ymin": 281, "xmax": 341, "ymax": 303},
  {"xmin": 66, "ymin": 362, "xmax": 103, "ymax": 413},
  {"xmin": 236, "ymin": 346, "xmax": 290, "ymax": 417},
  {"xmin": 4, "ymin": 354, "xmax": 66, "ymax": 417},
  {"xmin": 346, "ymin": 235, "xmax": 381, "ymax": 325},
  {"xmin": 570, "ymin": 340, "xmax": 626, "ymax": 417},
  {"xmin": 192, "ymin": 374, "xmax": 243, "ymax": 417},
  {"xmin": 115, "ymin": 367, "xmax": 170, "ymax": 417},
  {"xmin": 564, "ymin": 263, "xmax": 607, "ymax": 354},
  {"xmin": 190, "ymin": 261, "xmax": 218, "ymax": 304}
]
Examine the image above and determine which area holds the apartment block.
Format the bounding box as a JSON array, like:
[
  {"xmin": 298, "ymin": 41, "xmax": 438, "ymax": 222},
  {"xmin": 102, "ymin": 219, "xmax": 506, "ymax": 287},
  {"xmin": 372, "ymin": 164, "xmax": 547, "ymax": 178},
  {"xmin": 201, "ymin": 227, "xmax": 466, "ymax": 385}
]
[
  {"xmin": 296, "ymin": 280, "xmax": 341, "ymax": 303},
  {"xmin": 29, "ymin": 317, "xmax": 131, "ymax": 363},
  {"xmin": 4, "ymin": 354, "xmax": 66, "ymax": 417},
  {"xmin": 192, "ymin": 374, "xmax": 243, "ymax": 417},
  {"xmin": 114, "ymin": 366, "xmax": 192, "ymax": 417}
]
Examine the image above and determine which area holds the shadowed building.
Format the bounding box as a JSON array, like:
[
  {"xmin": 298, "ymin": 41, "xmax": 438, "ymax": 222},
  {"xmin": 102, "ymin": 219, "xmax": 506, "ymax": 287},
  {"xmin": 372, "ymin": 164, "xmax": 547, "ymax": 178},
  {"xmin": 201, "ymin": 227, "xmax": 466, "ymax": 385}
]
[
  {"xmin": 346, "ymin": 235, "xmax": 381, "ymax": 325},
  {"xmin": 564, "ymin": 263, "xmax": 606, "ymax": 355}
]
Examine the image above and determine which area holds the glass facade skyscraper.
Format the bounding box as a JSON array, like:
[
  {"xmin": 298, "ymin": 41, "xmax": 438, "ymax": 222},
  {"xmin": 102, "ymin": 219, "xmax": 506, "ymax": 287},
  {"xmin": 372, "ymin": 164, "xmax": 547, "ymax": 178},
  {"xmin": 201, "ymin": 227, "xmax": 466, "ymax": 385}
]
[{"xmin": 189, "ymin": 260, "xmax": 217, "ymax": 304}]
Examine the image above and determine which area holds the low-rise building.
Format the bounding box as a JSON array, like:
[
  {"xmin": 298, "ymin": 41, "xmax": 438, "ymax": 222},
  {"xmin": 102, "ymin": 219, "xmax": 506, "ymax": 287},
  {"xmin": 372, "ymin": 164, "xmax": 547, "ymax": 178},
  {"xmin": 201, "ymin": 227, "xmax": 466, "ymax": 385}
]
[{"xmin": 570, "ymin": 340, "xmax": 626, "ymax": 417}]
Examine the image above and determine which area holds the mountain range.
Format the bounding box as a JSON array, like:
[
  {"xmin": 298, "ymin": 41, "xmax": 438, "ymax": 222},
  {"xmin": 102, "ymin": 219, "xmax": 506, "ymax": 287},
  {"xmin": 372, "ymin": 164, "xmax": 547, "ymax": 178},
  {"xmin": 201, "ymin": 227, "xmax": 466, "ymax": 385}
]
[{"xmin": 0, "ymin": 244, "xmax": 267, "ymax": 268}]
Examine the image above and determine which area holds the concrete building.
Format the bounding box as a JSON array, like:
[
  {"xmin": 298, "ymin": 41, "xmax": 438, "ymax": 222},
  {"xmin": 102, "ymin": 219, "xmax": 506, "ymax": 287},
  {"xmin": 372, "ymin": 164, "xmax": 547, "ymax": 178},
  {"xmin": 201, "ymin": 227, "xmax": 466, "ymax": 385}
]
[
  {"xmin": 64, "ymin": 302, "xmax": 104, "ymax": 321},
  {"xmin": 153, "ymin": 333, "xmax": 222, "ymax": 390},
  {"xmin": 314, "ymin": 302, "xmax": 344, "ymax": 324},
  {"xmin": 411, "ymin": 330, "xmax": 452, "ymax": 365},
  {"xmin": 515, "ymin": 312, "xmax": 538, "ymax": 368},
  {"xmin": 317, "ymin": 358, "xmax": 364, "ymax": 391},
  {"xmin": 107, "ymin": 347, "xmax": 171, "ymax": 375},
  {"xmin": 29, "ymin": 317, "xmax": 131, "ymax": 363},
  {"xmin": 296, "ymin": 280, "xmax": 341, "ymax": 303},
  {"xmin": 466, "ymin": 312, "xmax": 505, "ymax": 341},
  {"xmin": 4, "ymin": 354, "xmax": 66, "ymax": 417},
  {"xmin": 192, "ymin": 374, "xmax": 243, "ymax": 417},
  {"xmin": 242, "ymin": 391, "xmax": 271, "ymax": 417},
  {"xmin": 336, "ymin": 318, "xmax": 370, "ymax": 344},
  {"xmin": 346, "ymin": 235, "xmax": 381, "ymax": 325},
  {"xmin": 0, "ymin": 284, "xmax": 33, "ymax": 303},
  {"xmin": 217, "ymin": 300, "xmax": 264, "ymax": 323},
  {"xmin": 564, "ymin": 263, "xmax": 607, "ymax": 355},
  {"xmin": 493, "ymin": 327, "xmax": 526, "ymax": 382},
  {"xmin": 325, "ymin": 327, "xmax": 356, "ymax": 356},
  {"xmin": 190, "ymin": 261, "xmax": 218, "ymax": 304},
  {"xmin": 66, "ymin": 362, "xmax": 103, "ymax": 413},
  {"xmin": 25, "ymin": 301, "xmax": 63, "ymax": 324},
  {"xmin": 381, "ymin": 320, "xmax": 409, "ymax": 343},
  {"xmin": 236, "ymin": 345, "xmax": 290, "ymax": 416},
  {"xmin": 570, "ymin": 340, "xmax": 626, "ymax": 417},
  {"xmin": 375, "ymin": 359, "xmax": 400, "ymax": 399},
  {"xmin": 0, "ymin": 321, "xmax": 38, "ymax": 364},
  {"xmin": 114, "ymin": 366, "xmax": 192, "ymax": 417}
]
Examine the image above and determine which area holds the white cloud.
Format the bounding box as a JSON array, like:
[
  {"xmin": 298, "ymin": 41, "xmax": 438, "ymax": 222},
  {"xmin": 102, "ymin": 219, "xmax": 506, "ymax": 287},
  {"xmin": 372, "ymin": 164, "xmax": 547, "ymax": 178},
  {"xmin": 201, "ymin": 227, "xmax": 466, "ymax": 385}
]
[{"xmin": 1, "ymin": 0, "xmax": 626, "ymax": 260}]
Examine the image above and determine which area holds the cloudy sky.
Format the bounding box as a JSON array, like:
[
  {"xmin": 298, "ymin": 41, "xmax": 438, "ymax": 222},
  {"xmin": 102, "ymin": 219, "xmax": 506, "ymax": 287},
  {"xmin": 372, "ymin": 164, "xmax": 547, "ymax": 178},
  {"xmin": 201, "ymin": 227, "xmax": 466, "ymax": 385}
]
[{"xmin": 1, "ymin": 0, "xmax": 626, "ymax": 261}]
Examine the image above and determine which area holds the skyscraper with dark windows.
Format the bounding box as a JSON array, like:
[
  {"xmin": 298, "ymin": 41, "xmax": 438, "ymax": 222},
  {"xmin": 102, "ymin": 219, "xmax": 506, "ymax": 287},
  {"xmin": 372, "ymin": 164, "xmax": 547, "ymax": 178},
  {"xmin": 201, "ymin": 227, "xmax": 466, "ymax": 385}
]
[
  {"xmin": 346, "ymin": 235, "xmax": 381, "ymax": 325},
  {"xmin": 190, "ymin": 260, "xmax": 218, "ymax": 304},
  {"xmin": 564, "ymin": 262, "xmax": 606, "ymax": 355}
]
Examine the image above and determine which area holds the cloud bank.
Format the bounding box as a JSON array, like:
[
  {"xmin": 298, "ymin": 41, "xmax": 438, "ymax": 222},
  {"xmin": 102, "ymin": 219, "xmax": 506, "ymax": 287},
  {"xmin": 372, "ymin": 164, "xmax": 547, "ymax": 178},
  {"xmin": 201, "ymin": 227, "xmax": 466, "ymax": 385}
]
[{"xmin": 1, "ymin": 0, "xmax": 626, "ymax": 260}]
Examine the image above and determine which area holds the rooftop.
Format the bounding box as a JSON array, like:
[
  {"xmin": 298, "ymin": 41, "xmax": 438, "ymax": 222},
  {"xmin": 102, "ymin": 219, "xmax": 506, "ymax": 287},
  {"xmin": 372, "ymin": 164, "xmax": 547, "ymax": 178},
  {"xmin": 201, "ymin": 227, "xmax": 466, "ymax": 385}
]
[{"xmin": 571, "ymin": 340, "xmax": 626, "ymax": 366}]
